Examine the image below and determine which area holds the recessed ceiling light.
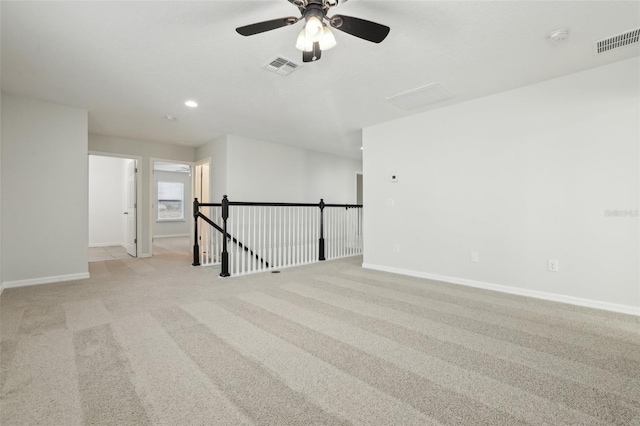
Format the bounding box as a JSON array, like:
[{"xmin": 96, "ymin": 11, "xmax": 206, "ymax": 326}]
[
  {"xmin": 185, "ymin": 100, "xmax": 198, "ymax": 108},
  {"xmin": 360, "ymin": 146, "xmax": 364, "ymax": 150},
  {"xmin": 165, "ymin": 115, "xmax": 177, "ymax": 121}
]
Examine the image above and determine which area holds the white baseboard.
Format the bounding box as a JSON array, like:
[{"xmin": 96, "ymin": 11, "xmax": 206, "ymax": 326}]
[
  {"xmin": 362, "ymin": 263, "xmax": 640, "ymax": 317},
  {"xmin": 2, "ymin": 272, "xmax": 91, "ymax": 290},
  {"xmin": 89, "ymin": 242, "xmax": 125, "ymax": 248},
  {"xmin": 153, "ymin": 234, "xmax": 189, "ymax": 239},
  {"xmin": 138, "ymin": 253, "xmax": 152, "ymax": 258}
]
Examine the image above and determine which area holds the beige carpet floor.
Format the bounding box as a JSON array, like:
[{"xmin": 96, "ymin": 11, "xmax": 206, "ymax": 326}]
[
  {"xmin": 1, "ymin": 251, "xmax": 639, "ymax": 425},
  {"xmin": 88, "ymin": 245, "xmax": 132, "ymax": 262}
]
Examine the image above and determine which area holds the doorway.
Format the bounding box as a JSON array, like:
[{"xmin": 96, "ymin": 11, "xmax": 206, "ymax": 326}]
[
  {"xmin": 151, "ymin": 159, "xmax": 194, "ymax": 255},
  {"xmin": 356, "ymin": 172, "xmax": 363, "ymax": 205},
  {"xmin": 88, "ymin": 154, "xmax": 138, "ymax": 262}
]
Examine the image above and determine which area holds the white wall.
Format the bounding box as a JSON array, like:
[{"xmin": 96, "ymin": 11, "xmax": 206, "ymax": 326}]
[
  {"xmin": 1, "ymin": 93, "xmax": 89, "ymax": 285},
  {"xmin": 153, "ymin": 170, "xmax": 191, "ymax": 237},
  {"xmin": 88, "ymin": 155, "xmax": 128, "ymax": 247},
  {"xmin": 89, "ymin": 134, "xmax": 195, "ymax": 256},
  {"xmin": 196, "ymin": 135, "xmax": 227, "ymax": 202},
  {"xmin": 363, "ymin": 57, "xmax": 640, "ymax": 315},
  {"xmin": 0, "ymin": 90, "xmax": 3, "ymax": 291},
  {"xmin": 225, "ymin": 135, "xmax": 362, "ymax": 203}
]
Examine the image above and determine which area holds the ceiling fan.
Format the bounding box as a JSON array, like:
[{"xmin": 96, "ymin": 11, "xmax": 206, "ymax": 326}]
[{"xmin": 236, "ymin": 0, "xmax": 390, "ymax": 63}]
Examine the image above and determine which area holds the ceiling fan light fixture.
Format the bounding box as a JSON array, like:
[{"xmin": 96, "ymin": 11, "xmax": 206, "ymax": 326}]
[
  {"xmin": 305, "ymin": 16, "xmax": 324, "ymax": 42},
  {"xmin": 295, "ymin": 28, "xmax": 314, "ymax": 52},
  {"xmin": 319, "ymin": 24, "xmax": 337, "ymax": 50}
]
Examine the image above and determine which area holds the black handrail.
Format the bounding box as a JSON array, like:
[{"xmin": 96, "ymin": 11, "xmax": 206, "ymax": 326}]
[
  {"xmin": 199, "ymin": 201, "xmax": 363, "ymax": 209},
  {"xmin": 193, "ymin": 195, "xmax": 363, "ymax": 277}
]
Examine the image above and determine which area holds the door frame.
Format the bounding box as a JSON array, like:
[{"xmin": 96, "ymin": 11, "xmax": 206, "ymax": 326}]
[
  {"xmin": 88, "ymin": 151, "xmax": 142, "ymax": 259},
  {"xmin": 194, "ymin": 157, "xmax": 211, "ymax": 203},
  {"xmin": 150, "ymin": 157, "xmax": 195, "ymax": 256}
]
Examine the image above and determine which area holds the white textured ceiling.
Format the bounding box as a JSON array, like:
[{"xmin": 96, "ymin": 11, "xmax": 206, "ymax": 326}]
[{"xmin": 2, "ymin": 1, "xmax": 639, "ymax": 159}]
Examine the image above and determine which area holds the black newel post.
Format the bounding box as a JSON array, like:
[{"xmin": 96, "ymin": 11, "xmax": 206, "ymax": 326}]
[
  {"xmin": 192, "ymin": 198, "xmax": 201, "ymax": 266},
  {"xmin": 318, "ymin": 198, "xmax": 326, "ymax": 261},
  {"xmin": 220, "ymin": 195, "xmax": 231, "ymax": 277}
]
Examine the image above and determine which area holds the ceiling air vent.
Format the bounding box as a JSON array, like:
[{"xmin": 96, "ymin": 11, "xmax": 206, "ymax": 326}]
[
  {"xmin": 386, "ymin": 82, "xmax": 453, "ymax": 110},
  {"xmin": 593, "ymin": 28, "xmax": 640, "ymax": 54},
  {"xmin": 264, "ymin": 57, "xmax": 301, "ymax": 76}
]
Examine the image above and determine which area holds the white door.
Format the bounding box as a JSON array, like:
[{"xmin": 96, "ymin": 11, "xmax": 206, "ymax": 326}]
[{"xmin": 125, "ymin": 160, "xmax": 137, "ymax": 257}]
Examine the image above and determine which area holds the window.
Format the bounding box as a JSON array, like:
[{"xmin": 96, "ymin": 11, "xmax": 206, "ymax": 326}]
[{"xmin": 157, "ymin": 182, "xmax": 184, "ymax": 221}]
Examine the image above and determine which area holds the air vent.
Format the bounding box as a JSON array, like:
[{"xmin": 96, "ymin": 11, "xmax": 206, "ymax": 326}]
[
  {"xmin": 264, "ymin": 57, "xmax": 301, "ymax": 76},
  {"xmin": 386, "ymin": 83, "xmax": 453, "ymax": 110},
  {"xmin": 593, "ymin": 28, "xmax": 640, "ymax": 54}
]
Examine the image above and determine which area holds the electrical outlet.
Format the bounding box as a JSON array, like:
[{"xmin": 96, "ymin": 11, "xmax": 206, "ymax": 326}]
[
  {"xmin": 548, "ymin": 259, "xmax": 559, "ymax": 272},
  {"xmin": 393, "ymin": 244, "xmax": 400, "ymax": 253},
  {"xmin": 386, "ymin": 198, "xmax": 394, "ymax": 207},
  {"xmin": 471, "ymin": 251, "xmax": 479, "ymax": 263}
]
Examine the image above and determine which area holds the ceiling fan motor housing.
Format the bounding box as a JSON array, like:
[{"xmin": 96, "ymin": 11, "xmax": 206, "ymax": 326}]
[{"xmin": 303, "ymin": 3, "xmax": 326, "ymax": 21}]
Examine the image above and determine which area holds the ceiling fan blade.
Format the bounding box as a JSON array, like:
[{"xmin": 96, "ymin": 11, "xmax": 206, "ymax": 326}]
[
  {"xmin": 329, "ymin": 15, "xmax": 390, "ymax": 43},
  {"xmin": 286, "ymin": 0, "xmax": 306, "ymax": 11},
  {"xmin": 303, "ymin": 42, "xmax": 322, "ymax": 63},
  {"xmin": 236, "ymin": 17, "xmax": 298, "ymax": 36}
]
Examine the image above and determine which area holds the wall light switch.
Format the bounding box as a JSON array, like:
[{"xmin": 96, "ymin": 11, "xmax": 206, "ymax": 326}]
[
  {"xmin": 391, "ymin": 175, "xmax": 399, "ymax": 183},
  {"xmin": 471, "ymin": 251, "xmax": 479, "ymax": 263},
  {"xmin": 386, "ymin": 198, "xmax": 394, "ymax": 207},
  {"xmin": 393, "ymin": 244, "xmax": 400, "ymax": 253}
]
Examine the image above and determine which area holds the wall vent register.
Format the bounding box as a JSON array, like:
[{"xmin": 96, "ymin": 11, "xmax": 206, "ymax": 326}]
[
  {"xmin": 264, "ymin": 57, "xmax": 301, "ymax": 76},
  {"xmin": 593, "ymin": 28, "xmax": 640, "ymax": 54}
]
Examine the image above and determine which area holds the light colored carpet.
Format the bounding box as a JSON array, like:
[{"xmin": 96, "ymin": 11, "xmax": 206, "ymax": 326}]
[
  {"xmin": 152, "ymin": 236, "xmax": 191, "ymax": 255},
  {"xmin": 88, "ymin": 245, "xmax": 132, "ymax": 262},
  {"xmin": 1, "ymin": 252, "xmax": 639, "ymax": 425}
]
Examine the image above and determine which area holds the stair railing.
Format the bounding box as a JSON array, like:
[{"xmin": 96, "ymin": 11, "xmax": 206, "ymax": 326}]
[{"xmin": 193, "ymin": 195, "xmax": 363, "ymax": 277}]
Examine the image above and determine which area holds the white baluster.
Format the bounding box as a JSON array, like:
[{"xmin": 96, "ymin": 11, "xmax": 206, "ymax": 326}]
[
  {"xmin": 257, "ymin": 207, "xmax": 261, "ymax": 272},
  {"xmin": 204, "ymin": 223, "xmax": 209, "ymax": 264},
  {"xmin": 278, "ymin": 207, "xmax": 283, "ymax": 269},
  {"xmin": 253, "ymin": 206, "xmax": 257, "ymax": 273},
  {"xmin": 295, "ymin": 207, "xmax": 300, "ymax": 265},
  {"xmin": 286, "ymin": 207, "xmax": 291, "ymax": 267},
  {"xmin": 304, "ymin": 208, "xmax": 308, "ymax": 264},
  {"xmin": 235, "ymin": 207, "xmax": 240, "ymax": 275},
  {"xmin": 269, "ymin": 207, "xmax": 273, "ymax": 269},
  {"xmin": 341, "ymin": 208, "xmax": 344, "ymax": 257},
  {"xmin": 328, "ymin": 208, "xmax": 332, "ymax": 259},
  {"xmin": 249, "ymin": 206, "xmax": 252, "ymax": 273},
  {"xmin": 331, "ymin": 208, "xmax": 335, "ymax": 259},
  {"xmin": 242, "ymin": 207, "xmax": 246, "ymax": 274},
  {"xmin": 202, "ymin": 218, "xmax": 206, "ymax": 264},
  {"xmin": 313, "ymin": 208, "xmax": 317, "ymax": 261}
]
